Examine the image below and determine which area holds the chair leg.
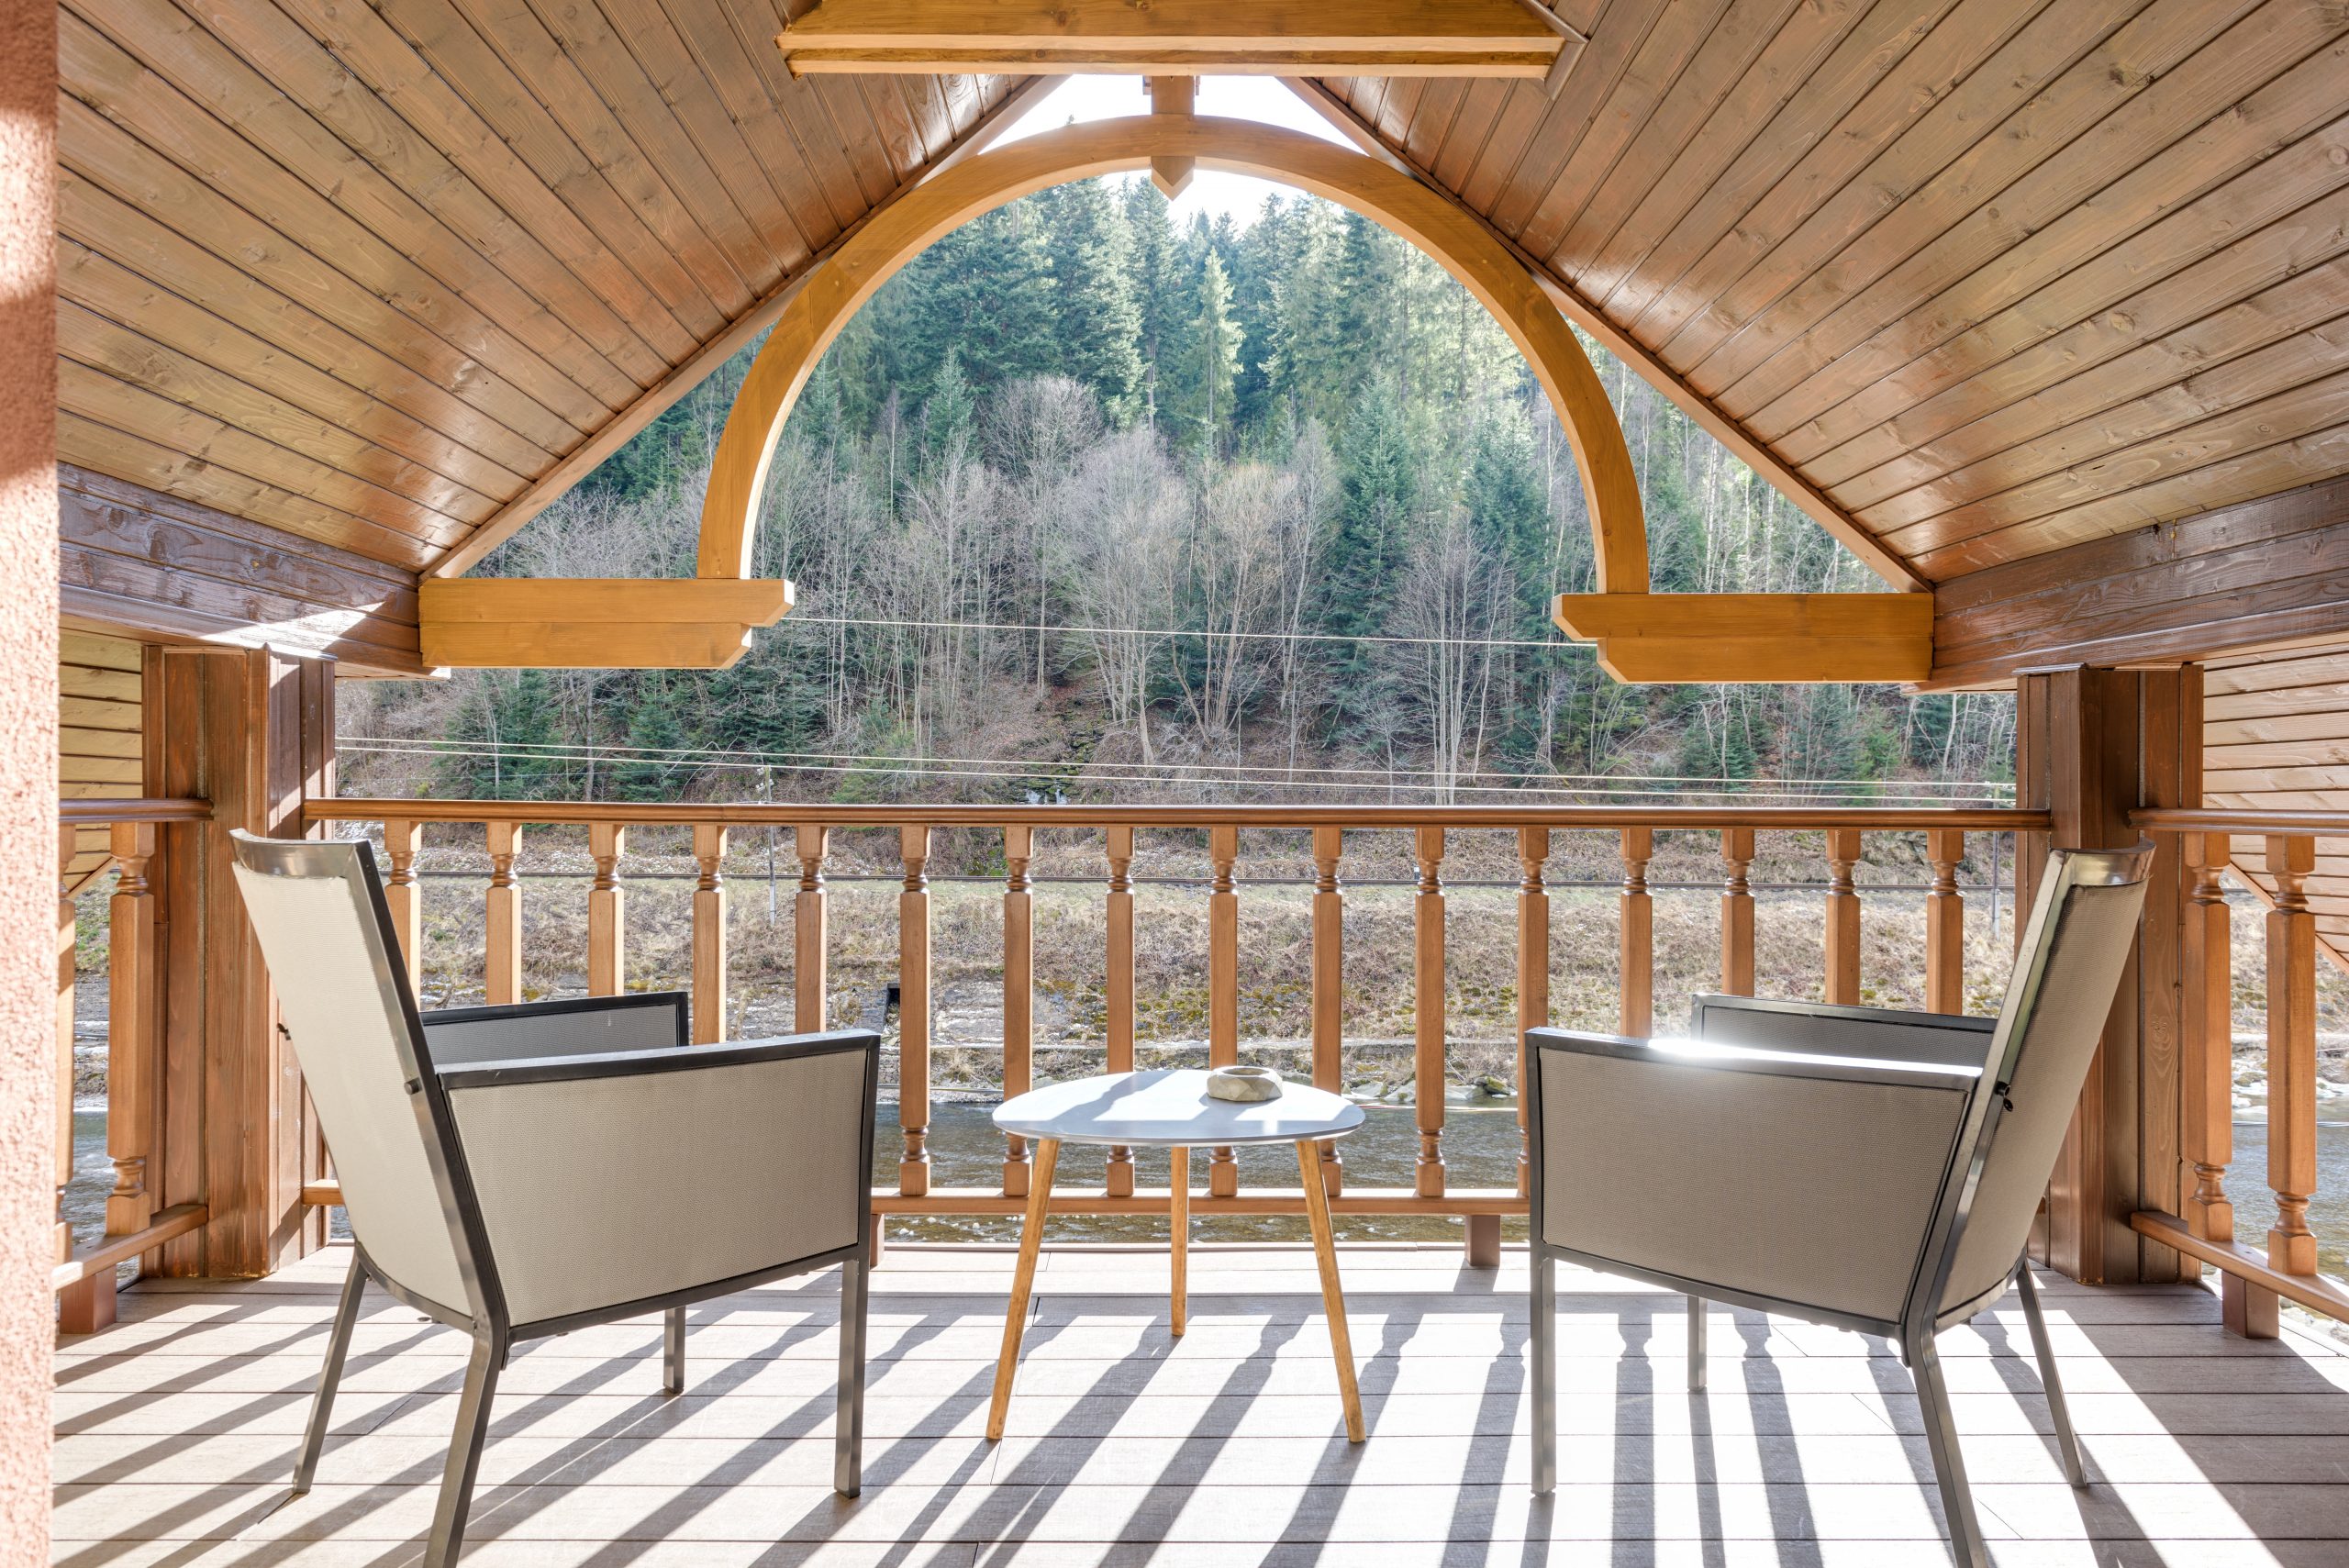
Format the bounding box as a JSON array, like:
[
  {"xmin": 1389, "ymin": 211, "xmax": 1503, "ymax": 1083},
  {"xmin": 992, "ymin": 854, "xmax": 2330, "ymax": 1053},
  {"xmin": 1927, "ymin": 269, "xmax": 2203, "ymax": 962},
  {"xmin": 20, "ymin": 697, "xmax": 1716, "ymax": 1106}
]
[
  {"xmin": 1531, "ymin": 1250, "xmax": 1556, "ymax": 1496},
  {"xmin": 663, "ymin": 1307, "xmax": 686, "ymax": 1396},
  {"xmin": 1687, "ymin": 1295, "xmax": 1707, "ymax": 1395},
  {"xmin": 424, "ymin": 1331, "xmax": 504, "ymax": 1568},
  {"xmin": 1909, "ymin": 1329, "xmax": 1988, "ymax": 1568},
  {"xmin": 836, "ymin": 1258, "xmax": 868, "ymax": 1497},
  {"xmin": 293, "ymin": 1250, "xmax": 368, "ymax": 1495},
  {"xmin": 2013, "ymin": 1261, "xmax": 2085, "ymax": 1486}
]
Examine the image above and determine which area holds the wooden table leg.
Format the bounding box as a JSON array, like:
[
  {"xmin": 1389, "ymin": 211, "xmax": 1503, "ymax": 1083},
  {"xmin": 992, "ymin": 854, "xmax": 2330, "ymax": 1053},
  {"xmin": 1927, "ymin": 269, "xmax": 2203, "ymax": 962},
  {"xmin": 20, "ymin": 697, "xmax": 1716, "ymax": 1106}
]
[
  {"xmin": 987, "ymin": 1136, "xmax": 1059, "ymax": 1442},
  {"xmin": 1170, "ymin": 1145, "xmax": 1188, "ymax": 1338},
  {"xmin": 1296, "ymin": 1138, "xmax": 1364, "ymax": 1442}
]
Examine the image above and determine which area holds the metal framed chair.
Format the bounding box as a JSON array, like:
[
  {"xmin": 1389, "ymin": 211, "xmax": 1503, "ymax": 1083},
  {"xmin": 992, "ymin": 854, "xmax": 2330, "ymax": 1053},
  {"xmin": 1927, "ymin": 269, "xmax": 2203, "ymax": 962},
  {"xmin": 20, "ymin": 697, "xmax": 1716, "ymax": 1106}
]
[
  {"xmin": 229, "ymin": 831, "xmax": 880, "ymax": 1568},
  {"xmin": 1527, "ymin": 842, "xmax": 2152, "ymax": 1568}
]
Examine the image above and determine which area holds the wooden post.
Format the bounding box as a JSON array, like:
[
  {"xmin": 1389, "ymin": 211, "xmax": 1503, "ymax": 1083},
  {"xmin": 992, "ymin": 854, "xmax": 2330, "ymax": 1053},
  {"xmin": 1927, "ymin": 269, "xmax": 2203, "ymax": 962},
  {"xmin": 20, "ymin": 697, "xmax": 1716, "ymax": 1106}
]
[
  {"xmin": 898, "ymin": 825, "xmax": 932, "ymax": 1197},
  {"xmin": 1823, "ymin": 828, "xmax": 1862, "ymax": 1006},
  {"xmin": 1208, "ymin": 825, "xmax": 1240, "ymax": 1199},
  {"xmin": 691, "ymin": 826, "xmax": 727, "ymax": 1043},
  {"xmin": 1514, "ymin": 827, "xmax": 1549, "ymax": 1197},
  {"xmin": 1413, "ymin": 826, "xmax": 1446, "ymax": 1200},
  {"xmin": 586, "ymin": 823, "xmax": 627, "ymax": 997},
  {"xmin": 1144, "ymin": 75, "xmax": 1196, "ymax": 197},
  {"xmin": 1718, "ymin": 827, "xmax": 1754, "ymax": 997},
  {"xmin": 1002, "ymin": 825, "xmax": 1035, "ymax": 1196},
  {"xmin": 380, "ymin": 818, "xmax": 422, "ymax": 994},
  {"xmin": 484, "ymin": 821, "xmax": 523, "ymax": 1006},
  {"xmin": 2182, "ymin": 834, "xmax": 2270, "ymax": 1335},
  {"xmin": 1310, "ymin": 826, "xmax": 1345, "ymax": 1196},
  {"xmin": 2265, "ymin": 833, "xmax": 2319, "ymax": 1279},
  {"xmin": 104, "ymin": 821, "xmax": 157, "ymax": 1243},
  {"xmin": 794, "ymin": 825, "xmax": 829, "ymax": 1033},
  {"xmin": 1619, "ymin": 827, "xmax": 1652, "ymax": 1037},
  {"xmin": 1925, "ymin": 828, "xmax": 1965, "ymax": 1015},
  {"xmin": 1105, "ymin": 826, "xmax": 1136, "ymax": 1196}
]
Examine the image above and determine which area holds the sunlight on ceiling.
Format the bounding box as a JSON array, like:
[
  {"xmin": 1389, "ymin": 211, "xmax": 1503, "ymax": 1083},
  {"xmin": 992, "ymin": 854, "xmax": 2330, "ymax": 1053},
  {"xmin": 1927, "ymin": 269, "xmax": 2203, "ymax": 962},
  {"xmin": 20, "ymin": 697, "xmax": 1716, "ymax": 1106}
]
[{"xmin": 996, "ymin": 75, "xmax": 1353, "ymax": 228}]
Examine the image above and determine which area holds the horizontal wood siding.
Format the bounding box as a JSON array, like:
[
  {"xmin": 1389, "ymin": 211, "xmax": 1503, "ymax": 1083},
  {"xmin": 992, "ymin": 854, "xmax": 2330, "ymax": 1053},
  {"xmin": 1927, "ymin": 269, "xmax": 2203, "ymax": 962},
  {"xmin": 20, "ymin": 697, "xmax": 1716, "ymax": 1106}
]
[
  {"xmin": 61, "ymin": 628, "xmax": 141, "ymax": 892},
  {"xmin": 59, "ymin": 464, "xmax": 424, "ymax": 675},
  {"xmin": 2207, "ymin": 636, "xmax": 2349, "ymax": 969}
]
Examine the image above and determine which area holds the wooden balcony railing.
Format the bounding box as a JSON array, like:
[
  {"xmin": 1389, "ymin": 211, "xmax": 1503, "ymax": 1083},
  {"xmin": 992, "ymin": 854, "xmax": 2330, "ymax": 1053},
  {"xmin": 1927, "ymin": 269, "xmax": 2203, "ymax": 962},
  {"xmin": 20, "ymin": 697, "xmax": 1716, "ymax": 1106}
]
[
  {"xmin": 308, "ymin": 799, "xmax": 2044, "ymax": 1255},
  {"xmin": 2129, "ymin": 807, "xmax": 2349, "ymax": 1337},
  {"xmin": 55, "ymin": 797, "xmax": 211, "ymax": 1332}
]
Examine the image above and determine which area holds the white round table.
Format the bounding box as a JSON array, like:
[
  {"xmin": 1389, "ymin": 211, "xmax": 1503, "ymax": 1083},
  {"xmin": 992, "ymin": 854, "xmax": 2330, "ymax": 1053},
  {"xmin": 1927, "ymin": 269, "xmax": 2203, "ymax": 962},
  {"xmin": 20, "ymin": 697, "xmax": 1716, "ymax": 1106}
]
[{"xmin": 985, "ymin": 1068, "xmax": 1367, "ymax": 1443}]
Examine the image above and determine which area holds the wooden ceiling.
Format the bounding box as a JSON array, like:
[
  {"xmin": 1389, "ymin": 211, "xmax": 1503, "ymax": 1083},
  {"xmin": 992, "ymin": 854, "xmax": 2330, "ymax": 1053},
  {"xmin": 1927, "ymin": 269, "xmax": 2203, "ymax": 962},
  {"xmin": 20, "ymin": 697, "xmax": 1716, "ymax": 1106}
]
[{"xmin": 48, "ymin": 0, "xmax": 2349, "ymax": 611}]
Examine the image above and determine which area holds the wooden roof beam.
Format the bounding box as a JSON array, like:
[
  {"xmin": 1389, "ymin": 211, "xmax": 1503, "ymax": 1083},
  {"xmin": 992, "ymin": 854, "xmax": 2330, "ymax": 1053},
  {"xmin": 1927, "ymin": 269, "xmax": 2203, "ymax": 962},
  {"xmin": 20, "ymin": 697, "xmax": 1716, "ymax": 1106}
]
[
  {"xmin": 1278, "ymin": 76, "xmax": 1927, "ymax": 595},
  {"xmin": 778, "ymin": 0, "xmax": 1586, "ymax": 92}
]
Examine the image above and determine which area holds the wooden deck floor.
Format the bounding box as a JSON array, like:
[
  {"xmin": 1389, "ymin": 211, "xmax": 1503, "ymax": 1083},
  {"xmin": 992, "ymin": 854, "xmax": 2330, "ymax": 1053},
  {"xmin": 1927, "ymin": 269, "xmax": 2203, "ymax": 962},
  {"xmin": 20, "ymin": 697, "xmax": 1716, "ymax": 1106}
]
[{"xmin": 51, "ymin": 1241, "xmax": 2349, "ymax": 1566}]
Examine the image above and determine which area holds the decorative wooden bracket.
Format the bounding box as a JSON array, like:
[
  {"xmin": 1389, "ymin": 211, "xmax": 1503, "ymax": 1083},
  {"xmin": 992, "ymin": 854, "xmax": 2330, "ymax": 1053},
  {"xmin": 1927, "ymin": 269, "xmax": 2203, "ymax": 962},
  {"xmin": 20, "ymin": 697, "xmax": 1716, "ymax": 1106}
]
[
  {"xmin": 776, "ymin": 0, "xmax": 1585, "ymax": 94},
  {"xmin": 1553, "ymin": 594, "xmax": 1933, "ymax": 684},
  {"xmin": 1145, "ymin": 78, "xmax": 1195, "ymax": 199},
  {"xmin": 419, "ymin": 579, "xmax": 794, "ymax": 670}
]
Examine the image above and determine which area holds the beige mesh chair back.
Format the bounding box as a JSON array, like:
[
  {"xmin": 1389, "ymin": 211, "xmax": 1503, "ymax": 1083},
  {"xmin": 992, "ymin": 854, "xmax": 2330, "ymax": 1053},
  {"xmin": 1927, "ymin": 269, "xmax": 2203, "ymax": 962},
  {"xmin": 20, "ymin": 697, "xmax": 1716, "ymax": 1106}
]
[
  {"xmin": 1526, "ymin": 841, "xmax": 2152, "ymax": 1568},
  {"xmin": 231, "ymin": 830, "xmax": 881, "ymax": 1568}
]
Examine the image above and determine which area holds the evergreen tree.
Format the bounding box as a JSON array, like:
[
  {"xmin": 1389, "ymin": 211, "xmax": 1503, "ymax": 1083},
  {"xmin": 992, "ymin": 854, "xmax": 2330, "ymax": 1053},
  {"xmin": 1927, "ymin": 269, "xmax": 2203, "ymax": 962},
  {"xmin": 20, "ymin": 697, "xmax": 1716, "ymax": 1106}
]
[
  {"xmin": 1121, "ymin": 179, "xmax": 1183, "ymax": 425},
  {"xmin": 1168, "ymin": 250, "xmax": 1242, "ymax": 460},
  {"xmin": 1044, "ymin": 179, "xmax": 1145, "ymax": 426},
  {"xmin": 615, "ymin": 676, "xmax": 689, "ymax": 802}
]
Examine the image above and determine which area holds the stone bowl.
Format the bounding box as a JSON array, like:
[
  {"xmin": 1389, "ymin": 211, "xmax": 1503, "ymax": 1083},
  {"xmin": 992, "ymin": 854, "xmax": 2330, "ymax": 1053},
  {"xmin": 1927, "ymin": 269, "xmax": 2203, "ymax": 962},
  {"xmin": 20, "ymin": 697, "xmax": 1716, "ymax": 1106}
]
[{"xmin": 1205, "ymin": 1065, "xmax": 1284, "ymax": 1103}]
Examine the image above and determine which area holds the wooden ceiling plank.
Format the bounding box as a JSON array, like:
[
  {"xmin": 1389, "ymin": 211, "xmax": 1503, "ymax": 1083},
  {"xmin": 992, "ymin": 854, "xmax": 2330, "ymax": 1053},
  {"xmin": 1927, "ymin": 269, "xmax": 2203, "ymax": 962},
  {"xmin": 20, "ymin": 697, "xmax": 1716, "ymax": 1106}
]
[
  {"xmin": 57, "ymin": 410, "xmax": 443, "ymax": 572},
  {"xmin": 701, "ymin": 0, "xmax": 883, "ymax": 243},
  {"xmin": 61, "ymin": 462, "xmax": 424, "ymax": 589},
  {"xmin": 1371, "ymin": 76, "xmax": 1429, "ymax": 150},
  {"xmin": 59, "ymin": 361, "xmax": 475, "ymax": 549},
  {"xmin": 100, "ymin": 0, "xmax": 679, "ymax": 390},
  {"xmin": 1527, "ymin": 0, "xmax": 1800, "ymax": 273},
  {"xmin": 277, "ymin": 0, "xmax": 727, "ymax": 339},
  {"xmin": 208, "ymin": 0, "xmax": 703, "ymax": 361},
  {"xmin": 61, "ymin": 518, "xmax": 426, "ymax": 651},
  {"xmin": 58, "ymin": 235, "xmax": 530, "ymax": 504},
  {"xmin": 1426, "ymin": 75, "xmax": 1511, "ymax": 199},
  {"xmin": 1859, "ymin": 316, "xmax": 2349, "ymax": 529},
  {"xmin": 1452, "ymin": 76, "xmax": 1555, "ymax": 217},
  {"xmin": 1582, "ymin": 0, "xmax": 1955, "ymax": 323},
  {"xmin": 1654, "ymin": 0, "xmax": 2148, "ymax": 381},
  {"xmin": 888, "ymin": 72, "xmax": 958, "ymax": 166},
  {"xmin": 373, "ymin": 0, "xmax": 755, "ymax": 317},
  {"xmin": 1512, "ymin": 0, "xmax": 1733, "ymax": 263},
  {"xmin": 1618, "ymin": 0, "xmax": 2033, "ymax": 353},
  {"xmin": 57, "ymin": 300, "xmax": 501, "ymax": 525},
  {"xmin": 1398, "ymin": 78, "xmax": 1471, "ymax": 177},
  {"xmin": 1907, "ymin": 420, "xmax": 2349, "ymax": 576},
  {"xmin": 429, "ymin": 71, "xmax": 1059, "ymax": 579},
  {"xmin": 848, "ymin": 72, "xmax": 928, "ymax": 183},
  {"xmin": 1283, "ymin": 74, "xmax": 1924, "ymax": 591},
  {"xmin": 56, "ymin": 30, "xmax": 611, "ymax": 440},
  {"xmin": 809, "ymin": 72, "xmax": 912, "ymax": 210},
  {"xmin": 1879, "ymin": 363, "xmax": 2349, "ymax": 550},
  {"xmin": 443, "ymin": 0, "xmax": 791, "ymax": 296},
  {"xmin": 1729, "ymin": 8, "xmax": 2349, "ymax": 435},
  {"xmin": 1796, "ymin": 193, "xmax": 2349, "ymax": 484},
  {"xmin": 55, "ymin": 168, "xmax": 556, "ymax": 478}
]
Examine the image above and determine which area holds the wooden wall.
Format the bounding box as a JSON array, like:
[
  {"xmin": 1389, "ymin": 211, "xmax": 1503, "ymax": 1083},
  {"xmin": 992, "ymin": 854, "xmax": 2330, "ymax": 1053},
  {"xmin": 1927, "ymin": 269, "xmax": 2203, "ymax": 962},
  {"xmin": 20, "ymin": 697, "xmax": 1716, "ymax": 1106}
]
[
  {"xmin": 60, "ymin": 628, "xmax": 140, "ymax": 893},
  {"xmin": 2206, "ymin": 639, "xmax": 2349, "ymax": 971}
]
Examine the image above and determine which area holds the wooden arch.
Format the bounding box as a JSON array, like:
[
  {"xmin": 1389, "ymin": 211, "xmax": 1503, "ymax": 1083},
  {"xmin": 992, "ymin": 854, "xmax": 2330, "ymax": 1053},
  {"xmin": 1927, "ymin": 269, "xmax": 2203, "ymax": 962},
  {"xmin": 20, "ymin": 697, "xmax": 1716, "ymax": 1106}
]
[{"xmin": 696, "ymin": 114, "xmax": 1649, "ymax": 592}]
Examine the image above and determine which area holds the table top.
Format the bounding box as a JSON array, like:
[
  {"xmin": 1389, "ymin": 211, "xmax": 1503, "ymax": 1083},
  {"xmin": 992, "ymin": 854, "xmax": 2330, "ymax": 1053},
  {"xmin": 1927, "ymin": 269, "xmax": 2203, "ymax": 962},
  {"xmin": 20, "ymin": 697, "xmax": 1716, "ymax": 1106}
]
[{"xmin": 993, "ymin": 1069, "xmax": 1365, "ymax": 1147}]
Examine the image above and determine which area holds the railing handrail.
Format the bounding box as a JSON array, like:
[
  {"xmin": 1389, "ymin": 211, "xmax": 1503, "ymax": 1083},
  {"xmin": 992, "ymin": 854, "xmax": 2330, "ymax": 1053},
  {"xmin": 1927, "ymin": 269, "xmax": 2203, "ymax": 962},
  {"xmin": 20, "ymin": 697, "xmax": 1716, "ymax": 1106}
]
[
  {"xmin": 60, "ymin": 796, "xmax": 209, "ymax": 824},
  {"xmin": 2132, "ymin": 807, "xmax": 2349, "ymax": 834},
  {"xmin": 312, "ymin": 797, "xmax": 2046, "ymax": 830}
]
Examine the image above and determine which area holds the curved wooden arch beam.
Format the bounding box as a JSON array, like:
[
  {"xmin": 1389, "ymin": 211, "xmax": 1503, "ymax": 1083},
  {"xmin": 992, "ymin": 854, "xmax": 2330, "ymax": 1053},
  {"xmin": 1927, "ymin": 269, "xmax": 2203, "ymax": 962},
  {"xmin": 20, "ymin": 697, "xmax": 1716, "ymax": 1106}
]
[{"xmin": 697, "ymin": 115, "xmax": 1646, "ymax": 592}]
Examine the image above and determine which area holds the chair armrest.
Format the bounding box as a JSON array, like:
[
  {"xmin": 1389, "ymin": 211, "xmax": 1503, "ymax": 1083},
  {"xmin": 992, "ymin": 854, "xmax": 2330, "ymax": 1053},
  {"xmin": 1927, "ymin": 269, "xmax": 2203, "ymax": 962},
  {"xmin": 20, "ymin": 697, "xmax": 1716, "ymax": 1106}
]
[
  {"xmin": 1689, "ymin": 993, "xmax": 1993, "ymax": 1070},
  {"xmin": 421, "ymin": 991, "xmax": 688, "ymax": 1071},
  {"xmin": 441, "ymin": 1030, "xmax": 878, "ymax": 1331},
  {"xmin": 1530, "ymin": 1028, "xmax": 1977, "ymax": 1329}
]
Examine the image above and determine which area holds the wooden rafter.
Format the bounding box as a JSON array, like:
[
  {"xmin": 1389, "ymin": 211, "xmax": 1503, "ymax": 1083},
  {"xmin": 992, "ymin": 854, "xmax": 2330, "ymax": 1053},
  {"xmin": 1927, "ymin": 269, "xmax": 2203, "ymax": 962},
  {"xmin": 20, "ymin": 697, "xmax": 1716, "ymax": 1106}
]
[
  {"xmin": 1553, "ymin": 594, "xmax": 1932, "ymax": 684},
  {"xmin": 776, "ymin": 0, "xmax": 1586, "ymax": 89}
]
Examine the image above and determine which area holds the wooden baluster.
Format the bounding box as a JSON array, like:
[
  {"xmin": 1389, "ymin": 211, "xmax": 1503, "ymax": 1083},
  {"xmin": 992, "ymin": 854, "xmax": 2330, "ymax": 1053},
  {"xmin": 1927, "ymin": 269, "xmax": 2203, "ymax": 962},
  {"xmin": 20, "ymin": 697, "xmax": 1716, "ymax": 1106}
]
[
  {"xmin": 1823, "ymin": 827, "xmax": 1863, "ymax": 1007},
  {"xmin": 1105, "ymin": 827, "xmax": 1136, "ymax": 1197},
  {"xmin": 381, "ymin": 818, "xmax": 422, "ymax": 995},
  {"xmin": 1924, "ymin": 829, "xmax": 1965, "ymax": 1015},
  {"xmin": 1312, "ymin": 826, "xmax": 1345, "ymax": 1196},
  {"xmin": 2182, "ymin": 835, "xmax": 2268, "ymax": 1334},
  {"xmin": 1515, "ymin": 828, "xmax": 1550, "ymax": 1197},
  {"xmin": 1619, "ymin": 827, "xmax": 1653, "ymax": 1037},
  {"xmin": 794, "ymin": 826, "xmax": 829, "ymax": 1033},
  {"xmin": 1719, "ymin": 827, "xmax": 1754, "ymax": 996},
  {"xmin": 1003, "ymin": 825, "xmax": 1035, "ymax": 1197},
  {"xmin": 899, "ymin": 826, "xmax": 932, "ymax": 1197},
  {"xmin": 691, "ymin": 826, "xmax": 728, "ymax": 1043},
  {"xmin": 2266, "ymin": 834, "xmax": 2319, "ymax": 1281},
  {"xmin": 1414, "ymin": 826, "xmax": 1446, "ymax": 1199},
  {"xmin": 587, "ymin": 823, "xmax": 627, "ymax": 997},
  {"xmin": 484, "ymin": 822, "xmax": 523, "ymax": 1006},
  {"xmin": 105, "ymin": 822, "xmax": 158, "ymax": 1242},
  {"xmin": 1208, "ymin": 825, "xmax": 1241, "ymax": 1199}
]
